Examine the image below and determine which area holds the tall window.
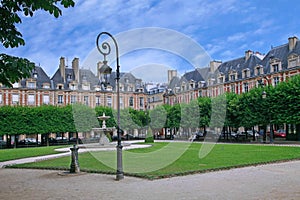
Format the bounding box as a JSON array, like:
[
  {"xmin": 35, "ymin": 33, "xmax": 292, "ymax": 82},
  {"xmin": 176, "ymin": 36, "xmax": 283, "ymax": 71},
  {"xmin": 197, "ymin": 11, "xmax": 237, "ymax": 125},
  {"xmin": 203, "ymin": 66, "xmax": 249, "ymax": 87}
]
[
  {"xmin": 139, "ymin": 97, "xmax": 144, "ymax": 108},
  {"xmin": 12, "ymin": 94, "xmax": 19, "ymax": 105},
  {"xmin": 273, "ymin": 64, "xmax": 279, "ymax": 72},
  {"xmin": 230, "ymin": 74, "xmax": 236, "ymax": 81},
  {"xmin": 28, "ymin": 94, "xmax": 35, "ymax": 105},
  {"xmin": 274, "ymin": 77, "xmax": 280, "ymax": 86},
  {"xmin": 256, "ymin": 67, "xmax": 261, "ymax": 76},
  {"xmin": 0, "ymin": 93, "xmax": 2, "ymax": 104},
  {"xmin": 58, "ymin": 95, "xmax": 63, "ymax": 104},
  {"xmin": 243, "ymin": 82, "xmax": 249, "ymax": 93},
  {"xmin": 107, "ymin": 96, "xmax": 112, "ymax": 107},
  {"xmin": 71, "ymin": 95, "xmax": 76, "ymax": 104},
  {"xmin": 231, "ymin": 84, "xmax": 235, "ymax": 93},
  {"xmin": 120, "ymin": 97, "xmax": 124, "ymax": 109},
  {"xmin": 43, "ymin": 95, "xmax": 50, "ymax": 105},
  {"xmin": 84, "ymin": 96, "xmax": 89, "ymax": 106},
  {"xmin": 129, "ymin": 97, "xmax": 134, "ymax": 107},
  {"xmin": 95, "ymin": 96, "xmax": 101, "ymax": 106},
  {"xmin": 198, "ymin": 90, "xmax": 202, "ymax": 97}
]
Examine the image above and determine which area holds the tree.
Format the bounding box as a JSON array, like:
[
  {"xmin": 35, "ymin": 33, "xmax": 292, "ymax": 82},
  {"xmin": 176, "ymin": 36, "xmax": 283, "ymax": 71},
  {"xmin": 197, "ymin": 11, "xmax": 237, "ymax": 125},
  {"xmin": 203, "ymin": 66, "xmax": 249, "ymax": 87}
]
[{"xmin": 0, "ymin": 0, "xmax": 75, "ymax": 87}]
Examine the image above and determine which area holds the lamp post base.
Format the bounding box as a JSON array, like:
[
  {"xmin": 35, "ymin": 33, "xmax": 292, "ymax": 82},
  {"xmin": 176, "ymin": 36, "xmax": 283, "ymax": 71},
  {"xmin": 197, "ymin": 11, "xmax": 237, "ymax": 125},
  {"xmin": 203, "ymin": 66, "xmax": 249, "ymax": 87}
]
[{"xmin": 116, "ymin": 144, "xmax": 124, "ymax": 180}]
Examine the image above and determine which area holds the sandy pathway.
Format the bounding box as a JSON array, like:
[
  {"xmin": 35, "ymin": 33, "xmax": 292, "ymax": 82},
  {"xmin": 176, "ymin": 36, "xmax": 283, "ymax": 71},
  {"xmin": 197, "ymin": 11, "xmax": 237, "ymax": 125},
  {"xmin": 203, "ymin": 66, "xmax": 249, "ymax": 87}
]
[{"xmin": 0, "ymin": 160, "xmax": 300, "ymax": 200}]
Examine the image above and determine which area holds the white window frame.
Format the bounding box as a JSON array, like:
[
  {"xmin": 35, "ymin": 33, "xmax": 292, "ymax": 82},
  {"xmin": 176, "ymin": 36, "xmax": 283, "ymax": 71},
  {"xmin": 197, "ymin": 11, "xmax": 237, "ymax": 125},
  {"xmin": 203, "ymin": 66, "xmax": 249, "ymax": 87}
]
[
  {"xmin": 12, "ymin": 94, "xmax": 19, "ymax": 105},
  {"xmin": 43, "ymin": 95, "xmax": 50, "ymax": 105},
  {"xmin": 28, "ymin": 94, "xmax": 35, "ymax": 105},
  {"xmin": 58, "ymin": 95, "xmax": 63, "ymax": 104}
]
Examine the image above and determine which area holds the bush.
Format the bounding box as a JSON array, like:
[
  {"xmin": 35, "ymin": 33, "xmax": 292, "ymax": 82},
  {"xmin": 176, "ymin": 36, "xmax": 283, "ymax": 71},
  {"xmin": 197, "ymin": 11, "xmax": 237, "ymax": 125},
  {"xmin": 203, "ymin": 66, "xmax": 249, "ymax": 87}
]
[{"xmin": 145, "ymin": 127, "xmax": 154, "ymax": 143}]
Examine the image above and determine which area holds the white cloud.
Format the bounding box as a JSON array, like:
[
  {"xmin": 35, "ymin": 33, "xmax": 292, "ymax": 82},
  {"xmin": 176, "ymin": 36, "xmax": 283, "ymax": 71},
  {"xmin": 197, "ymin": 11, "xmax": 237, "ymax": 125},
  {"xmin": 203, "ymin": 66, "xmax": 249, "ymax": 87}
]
[{"xmin": 1, "ymin": 0, "xmax": 300, "ymax": 80}]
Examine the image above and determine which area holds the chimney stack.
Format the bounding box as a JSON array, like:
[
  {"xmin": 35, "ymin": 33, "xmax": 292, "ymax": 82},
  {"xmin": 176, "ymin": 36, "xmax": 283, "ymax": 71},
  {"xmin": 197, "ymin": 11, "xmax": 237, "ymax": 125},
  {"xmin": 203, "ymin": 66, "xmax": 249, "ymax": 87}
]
[
  {"xmin": 245, "ymin": 50, "xmax": 253, "ymax": 61},
  {"xmin": 168, "ymin": 70, "xmax": 177, "ymax": 84},
  {"xmin": 209, "ymin": 60, "xmax": 222, "ymax": 73},
  {"xmin": 59, "ymin": 57, "xmax": 66, "ymax": 82},
  {"xmin": 288, "ymin": 36, "xmax": 298, "ymax": 51},
  {"xmin": 72, "ymin": 58, "xmax": 79, "ymax": 83}
]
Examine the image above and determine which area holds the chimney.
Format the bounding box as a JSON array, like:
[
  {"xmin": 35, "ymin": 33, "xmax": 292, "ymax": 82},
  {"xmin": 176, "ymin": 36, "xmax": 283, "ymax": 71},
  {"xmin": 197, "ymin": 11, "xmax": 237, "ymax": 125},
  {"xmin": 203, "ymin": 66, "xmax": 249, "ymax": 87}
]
[
  {"xmin": 59, "ymin": 57, "xmax": 66, "ymax": 82},
  {"xmin": 168, "ymin": 70, "xmax": 177, "ymax": 84},
  {"xmin": 288, "ymin": 36, "xmax": 298, "ymax": 51},
  {"xmin": 245, "ymin": 50, "xmax": 253, "ymax": 61},
  {"xmin": 210, "ymin": 60, "xmax": 222, "ymax": 73},
  {"xmin": 72, "ymin": 58, "xmax": 79, "ymax": 82}
]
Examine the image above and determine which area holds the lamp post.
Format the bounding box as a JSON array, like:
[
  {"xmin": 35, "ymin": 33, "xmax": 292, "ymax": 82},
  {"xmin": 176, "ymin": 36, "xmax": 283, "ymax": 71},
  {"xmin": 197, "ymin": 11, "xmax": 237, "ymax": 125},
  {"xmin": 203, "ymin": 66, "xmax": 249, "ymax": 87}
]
[
  {"xmin": 96, "ymin": 32, "xmax": 124, "ymax": 180},
  {"xmin": 258, "ymin": 77, "xmax": 274, "ymax": 144}
]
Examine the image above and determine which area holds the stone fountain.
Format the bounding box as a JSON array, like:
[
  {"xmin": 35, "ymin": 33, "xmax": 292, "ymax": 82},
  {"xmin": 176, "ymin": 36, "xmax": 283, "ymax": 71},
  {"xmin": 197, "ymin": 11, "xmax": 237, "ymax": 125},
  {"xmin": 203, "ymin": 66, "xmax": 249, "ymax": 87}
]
[{"xmin": 92, "ymin": 113, "xmax": 112, "ymax": 146}]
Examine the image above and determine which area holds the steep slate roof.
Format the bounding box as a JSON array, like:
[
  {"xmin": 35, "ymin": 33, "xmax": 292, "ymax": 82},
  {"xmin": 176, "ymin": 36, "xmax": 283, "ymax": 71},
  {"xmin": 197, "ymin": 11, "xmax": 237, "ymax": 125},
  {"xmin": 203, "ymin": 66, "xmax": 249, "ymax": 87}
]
[
  {"xmin": 217, "ymin": 54, "xmax": 262, "ymax": 81},
  {"xmin": 261, "ymin": 40, "xmax": 300, "ymax": 73},
  {"xmin": 21, "ymin": 66, "xmax": 51, "ymax": 89},
  {"xmin": 107, "ymin": 72, "xmax": 144, "ymax": 92},
  {"xmin": 168, "ymin": 76, "xmax": 180, "ymax": 90},
  {"xmin": 79, "ymin": 69, "xmax": 99, "ymax": 90}
]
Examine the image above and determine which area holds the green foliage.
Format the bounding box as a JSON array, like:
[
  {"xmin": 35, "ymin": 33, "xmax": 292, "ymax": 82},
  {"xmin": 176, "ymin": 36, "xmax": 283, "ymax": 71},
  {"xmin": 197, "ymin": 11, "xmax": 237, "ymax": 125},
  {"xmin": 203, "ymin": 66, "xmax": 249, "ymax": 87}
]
[
  {"xmin": 95, "ymin": 106, "xmax": 116, "ymax": 128},
  {"xmin": 149, "ymin": 105, "xmax": 167, "ymax": 131},
  {"xmin": 72, "ymin": 104, "xmax": 98, "ymax": 132},
  {"xmin": 145, "ymin": 127, "xmax": 154, "ymax": 143},
  {"xmin": 0, "ymin": 0, "xmax": 75, "ymax": 87},
  {"xmin": 0, "ymin": 54, "xmax": 35, "ymax": 87},
  {"xmin": 209, "ymin": 94, "xmax": 227, "ymax": 128}
]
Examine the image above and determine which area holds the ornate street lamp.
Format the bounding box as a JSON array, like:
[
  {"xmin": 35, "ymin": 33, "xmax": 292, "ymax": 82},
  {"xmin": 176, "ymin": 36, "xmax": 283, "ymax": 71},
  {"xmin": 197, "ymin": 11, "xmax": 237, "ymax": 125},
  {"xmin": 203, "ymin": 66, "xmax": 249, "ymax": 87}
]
[{"xmin": 96, "ymin": 32, "xmax": 124, "ymax": 180}]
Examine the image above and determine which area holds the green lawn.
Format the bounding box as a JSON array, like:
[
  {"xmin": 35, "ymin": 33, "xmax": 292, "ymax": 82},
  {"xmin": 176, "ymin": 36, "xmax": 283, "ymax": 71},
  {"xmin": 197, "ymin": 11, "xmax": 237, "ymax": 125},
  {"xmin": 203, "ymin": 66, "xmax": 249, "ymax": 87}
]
[
  {"xmin": 11, "ymin": 142, "xmax": 300, "ymax": 179},
  {"xmin": 0, "ymin": 145, "xmax": 66, "ymax": 162}
]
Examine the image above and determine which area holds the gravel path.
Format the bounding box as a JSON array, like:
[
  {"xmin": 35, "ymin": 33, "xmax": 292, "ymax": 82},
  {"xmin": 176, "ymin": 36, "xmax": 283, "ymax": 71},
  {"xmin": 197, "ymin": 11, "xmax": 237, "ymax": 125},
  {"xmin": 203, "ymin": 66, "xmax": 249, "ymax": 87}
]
[{"xmin": 1, "ymin": 160, "xmax": 300, "ymax": 200}]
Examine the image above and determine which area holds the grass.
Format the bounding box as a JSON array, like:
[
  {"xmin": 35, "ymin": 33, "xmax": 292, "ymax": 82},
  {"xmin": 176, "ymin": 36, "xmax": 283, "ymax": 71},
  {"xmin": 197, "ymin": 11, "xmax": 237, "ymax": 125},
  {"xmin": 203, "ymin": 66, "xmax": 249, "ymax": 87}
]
[
  {"xmin": 0, "ymin": 145, "xmax": 66, "ymax": 162},
  {"xmin": 10, "ymin": 142, "xmax": 300, "ymax": 179}
]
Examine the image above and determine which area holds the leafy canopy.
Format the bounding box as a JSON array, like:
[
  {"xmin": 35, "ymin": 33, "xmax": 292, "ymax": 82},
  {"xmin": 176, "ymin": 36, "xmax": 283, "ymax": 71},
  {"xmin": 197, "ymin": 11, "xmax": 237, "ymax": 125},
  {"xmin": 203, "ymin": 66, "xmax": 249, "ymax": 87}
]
[{"xmin": 0, "ymin": 0, "xmax": 75, "ymax": 87}]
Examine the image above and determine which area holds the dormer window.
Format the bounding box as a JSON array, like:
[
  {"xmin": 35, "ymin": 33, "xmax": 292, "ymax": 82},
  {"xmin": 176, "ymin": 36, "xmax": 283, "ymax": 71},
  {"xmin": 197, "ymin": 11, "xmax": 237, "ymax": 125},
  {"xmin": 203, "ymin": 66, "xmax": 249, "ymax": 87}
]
[
  {"xmin": 27, "ymin": 81, "xmax": 36, "ymax": 89},
  {"xmin": 199, "ymin": 81, "xmax": 205, "ymax": 88},
  {"xmin": 270, "ymin": 58, "xmax": 282, "ymax": 72},
  {"xmin": 33, "ymin": 71, "xmax": 38, "ymax": 78},
  {"xmin": 12, "ymin": 82, "xmax": 19, "ymax": 88},
  {"xmin": 218, "ymin": 74, "xmax": 224, "ymax": 83},
  {"xmin": 190, "ymin": 80, "xmax": 195, "ymax": 88},
  {"xmin": 70, "ymin": 84, "xmax": 77, "ymax": 90},
  {"xmin": 82, "ymin": 74, "xmax": 87, "ymax": 82},
  {"xmin": 273, "ymin": 64, "xmax": 279, "ymax": 72},
  {"xmin": 288, "ymin": 54, "xmax": 298, "ymax": 68},
  {"xmin": 57, "ymin": 84, "xmax": 64, "ymax": 90},
  {"xmin": 82, "ymin": 83, "xmax": 90, "ymax": 90},
  {"xmin": 289, "ymin": 59, "xmax": 297, "ymax": 68},
  {"xmin": 43, "ymin": 83, "xmax": 50, "ymax": 89},
  {"xmin": 67, "ymin": 73, "xmax": 72, "ymax": 81},
  {"xmin": 229, "ymin": 70, "xmax": 237, "ymax": 81},
  {"xmin": 243, "ymin": 68, "xmax": 250, "ymax": 79},
  {"xmin": 230, "ymin": 74, "xmax": 236, "ymax": 81},
  {"xmin": 255, "ymin": 65, "xmax": 263, "ymax": 76}
]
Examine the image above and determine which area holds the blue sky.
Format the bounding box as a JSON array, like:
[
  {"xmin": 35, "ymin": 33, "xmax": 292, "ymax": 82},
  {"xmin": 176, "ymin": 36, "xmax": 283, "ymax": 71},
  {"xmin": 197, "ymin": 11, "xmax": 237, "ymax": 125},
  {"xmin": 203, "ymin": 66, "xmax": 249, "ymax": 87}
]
[{"xmin": 1, "ymin": 0, "xmax": 300, "ymax": 82}]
